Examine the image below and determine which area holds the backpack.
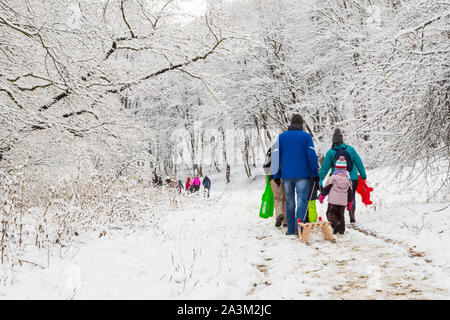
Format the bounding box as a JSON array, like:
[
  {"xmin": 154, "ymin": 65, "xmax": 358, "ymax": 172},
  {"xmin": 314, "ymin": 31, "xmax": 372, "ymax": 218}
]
[
  {"xmin": 332, "ymin": 145, "xmax": 353, "ymax": 172},
  {"xmin": 262, "ymin": 146, "xmax": 273, "ymax": 175}
]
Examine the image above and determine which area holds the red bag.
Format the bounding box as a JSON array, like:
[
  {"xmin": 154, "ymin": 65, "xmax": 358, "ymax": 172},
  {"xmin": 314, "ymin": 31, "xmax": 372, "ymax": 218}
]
[{"xmin": 356, "ymin": 175, "xmax": 373, "ymax": 206}]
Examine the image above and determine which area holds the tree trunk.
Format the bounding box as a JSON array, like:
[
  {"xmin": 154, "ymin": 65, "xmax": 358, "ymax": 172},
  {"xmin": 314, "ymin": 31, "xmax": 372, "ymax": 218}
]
[
  {"xmin": 243, "ymin": 130, "xmax": 252, "ymax": 177},
  {"xmin": 221, "ymin": 127, "xmax": 230, "ymax": 183}
]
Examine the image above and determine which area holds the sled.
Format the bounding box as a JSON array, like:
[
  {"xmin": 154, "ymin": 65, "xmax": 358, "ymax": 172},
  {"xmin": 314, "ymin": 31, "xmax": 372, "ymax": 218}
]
[
  {"xmin": 356, "ymin": 175, "xmax": 373, "ymax": 206},
  {"xmin": 297, "ymin": 218, "xmax": 335, "ymax": 244}
]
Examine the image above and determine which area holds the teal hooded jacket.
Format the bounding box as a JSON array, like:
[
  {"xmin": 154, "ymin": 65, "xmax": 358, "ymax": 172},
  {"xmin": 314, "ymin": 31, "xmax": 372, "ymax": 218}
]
[{"xmin": 319, "ymin": 143, "xmax": 367, "ymax": 185}]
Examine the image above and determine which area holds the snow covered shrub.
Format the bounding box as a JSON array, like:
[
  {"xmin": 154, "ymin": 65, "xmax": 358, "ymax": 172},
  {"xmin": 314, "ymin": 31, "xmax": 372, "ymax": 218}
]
[
  {"xmin": 0, "ymin": 168, "xmax": 182, "ymax": 268},
  {"xmin": 0, "ymin": 171, "xmax": 26, "ymax": 266}
]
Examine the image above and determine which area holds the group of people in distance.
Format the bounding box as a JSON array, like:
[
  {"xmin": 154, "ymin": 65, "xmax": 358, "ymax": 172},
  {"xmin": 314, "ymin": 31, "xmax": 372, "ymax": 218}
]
[
  {"xmin": 150, "ymin": 173, "xmax": 212, "ymax": 198},
  {"xmin": 183, "ymin": 176, "xmax": 212, "ymax": 198},
  {"xmin": 268, "ymin": 114, "xmax": 367, "ymax": 236}
]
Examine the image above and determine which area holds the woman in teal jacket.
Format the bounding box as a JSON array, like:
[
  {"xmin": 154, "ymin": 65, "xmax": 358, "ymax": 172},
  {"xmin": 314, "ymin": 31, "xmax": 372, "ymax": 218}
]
[{"xmin": 319, "ymin": 128, "xmax": 367, "ymax": 223}]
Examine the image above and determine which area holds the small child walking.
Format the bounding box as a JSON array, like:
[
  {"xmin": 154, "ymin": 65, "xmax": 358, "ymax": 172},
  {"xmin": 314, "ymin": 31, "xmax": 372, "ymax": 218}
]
[{"xmin": 318, "ymin": 156, "xmax": 353, "ymax": 234}]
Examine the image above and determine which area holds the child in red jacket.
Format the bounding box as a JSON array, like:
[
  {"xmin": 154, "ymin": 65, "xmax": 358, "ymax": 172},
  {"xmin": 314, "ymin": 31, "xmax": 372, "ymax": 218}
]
[{"xmin": 185, "ymin": 177, "xmax": 193, "ymax": 192}]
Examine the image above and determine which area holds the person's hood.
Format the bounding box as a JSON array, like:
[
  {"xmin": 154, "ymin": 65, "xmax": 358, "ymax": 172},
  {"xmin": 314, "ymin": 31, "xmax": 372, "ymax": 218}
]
[
  {"xmin": 334, "ymin": 169, "xmax": 347, "ymax": 175},
  {"xmin": 332, "ymin": 143, "xmax": 347, "ymax": 150},
  {"xmin": 333, "ymin": 172, "xmax": 350, "ymax": 190},
  {"xmin": 287, "ymin": 124, "xmax": 303, "ymax": 131}
]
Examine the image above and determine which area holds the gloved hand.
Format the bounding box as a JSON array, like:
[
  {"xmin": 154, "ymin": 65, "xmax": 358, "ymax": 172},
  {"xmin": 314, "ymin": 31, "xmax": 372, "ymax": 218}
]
[
  {"xmin": 347, "ymin": 202, "xmax": 352, "ymax": 211},
  {"xmin": 318, "ymin": 194, "xmax": 325, "ymax": 204},
  {"xmin": 274, "ymin": 177, "xmax": 281, "ymax": 186},
  {"xmin": 312, "ymin": 176, "xmax": 320, "ymax": 183}
]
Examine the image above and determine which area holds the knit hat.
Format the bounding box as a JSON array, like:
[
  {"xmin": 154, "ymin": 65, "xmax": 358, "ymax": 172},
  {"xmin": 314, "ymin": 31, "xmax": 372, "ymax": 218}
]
[
  {"xmin": 290, "ymin": 114, "xmax": 303, "ymax": 129},
  {"xmin": 332, "ymin": 128, "xmax": 344, "ymax": 144},
  {"xmin": 335, "ymin": 156, "xmax": 347, "ymax": 170}
]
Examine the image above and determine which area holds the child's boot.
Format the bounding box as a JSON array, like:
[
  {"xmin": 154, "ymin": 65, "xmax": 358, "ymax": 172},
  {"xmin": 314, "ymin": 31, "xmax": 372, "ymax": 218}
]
[
  {"xmin": 333, "ymin": 221, "xmax": 341, "ymax": 234},
  {"xmin": 275, "ymin": 215, "xmax": 284, "ymax": 227}
]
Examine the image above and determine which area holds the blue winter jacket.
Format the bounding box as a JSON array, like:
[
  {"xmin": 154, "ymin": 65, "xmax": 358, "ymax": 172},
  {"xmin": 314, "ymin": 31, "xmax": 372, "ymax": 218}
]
[
  {"xmin": 319, "ymin": 143, "xmax": 367, "ymax": 185},
  {"xmin": 271, "ymin": 127, "xmax": 319, "ymax": 180}
]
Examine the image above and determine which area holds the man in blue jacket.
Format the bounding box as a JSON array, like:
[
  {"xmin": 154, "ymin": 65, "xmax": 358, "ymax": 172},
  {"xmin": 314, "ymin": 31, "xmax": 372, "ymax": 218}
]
[{"xmin": 271, "ymin": 114, "xmax": 320, "ymax": 235}]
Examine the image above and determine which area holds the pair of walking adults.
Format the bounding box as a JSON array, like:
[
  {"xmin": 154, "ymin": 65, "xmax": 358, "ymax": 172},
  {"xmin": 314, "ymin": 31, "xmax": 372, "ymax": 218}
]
[{"xmin": 270, "ymin": 114, "xmax": 367, "ymax": 235}]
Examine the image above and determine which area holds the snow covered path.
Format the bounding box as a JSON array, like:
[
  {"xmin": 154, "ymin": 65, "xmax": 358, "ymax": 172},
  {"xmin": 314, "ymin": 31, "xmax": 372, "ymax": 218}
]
[{"xmin": 1, "ymin": 182, "xmax": 450, "ymax": 299}]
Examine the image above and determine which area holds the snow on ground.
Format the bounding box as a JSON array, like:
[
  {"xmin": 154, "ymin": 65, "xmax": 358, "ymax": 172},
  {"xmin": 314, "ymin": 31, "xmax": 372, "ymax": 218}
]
[{"xmin": 1, "ymin": 169, "xmax": 449, "ymax": 299}]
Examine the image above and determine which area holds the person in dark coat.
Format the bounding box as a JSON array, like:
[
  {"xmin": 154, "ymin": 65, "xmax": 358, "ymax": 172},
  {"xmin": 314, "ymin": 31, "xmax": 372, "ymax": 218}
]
[
  {"xmin": 202, "ymin": 176, "xmax": 211, "ymax": 198},
  {"xmin": 177, "ymin": 179, "xmax": 184, "ymax": 194},
  {"xmin": 152, "ymin": 172, "xmax": 162, "ymax": 187}
]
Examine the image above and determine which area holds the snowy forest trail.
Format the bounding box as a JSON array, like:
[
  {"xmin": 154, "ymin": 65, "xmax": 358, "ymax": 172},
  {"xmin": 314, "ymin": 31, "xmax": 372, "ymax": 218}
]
[
  {"xmin": 1, "ymin": 182, "xmax": 450, "ymax": 299},
  {"xmin": 247, "ymin": 220, "xmax": 450, "ymax": 299}
]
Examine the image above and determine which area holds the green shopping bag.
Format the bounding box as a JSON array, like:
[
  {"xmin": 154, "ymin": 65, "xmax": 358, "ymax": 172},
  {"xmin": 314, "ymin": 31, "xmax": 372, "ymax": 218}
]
[
  {"xmin": 308, "ymin": 200, "xmax": 318, "ymax": 222},
  {"xmin": 259, "ymin": 175, "xmax": 274, "ymax": 219}
]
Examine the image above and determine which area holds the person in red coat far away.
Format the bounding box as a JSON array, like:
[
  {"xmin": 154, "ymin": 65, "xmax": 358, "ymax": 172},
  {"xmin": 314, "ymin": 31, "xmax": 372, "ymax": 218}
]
[{"xmin": 185, "ymin": 177, "xmax": 192, "ymax": 192}]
